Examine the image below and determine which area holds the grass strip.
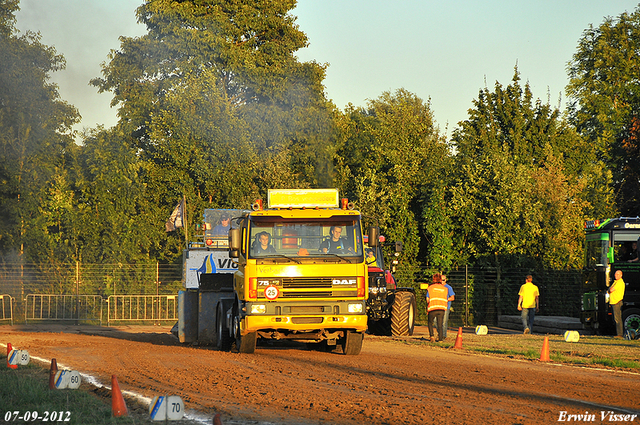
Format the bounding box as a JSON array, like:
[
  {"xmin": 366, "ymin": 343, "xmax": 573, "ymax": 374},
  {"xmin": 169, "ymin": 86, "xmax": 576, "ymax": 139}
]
[{"xmin": 0, "ymin": 361, "xmax": 155, "ymax": 424}]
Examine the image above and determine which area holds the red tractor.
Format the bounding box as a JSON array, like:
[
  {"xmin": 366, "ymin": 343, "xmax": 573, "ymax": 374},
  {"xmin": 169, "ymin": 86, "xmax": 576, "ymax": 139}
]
[{"xmin": 365, "ymin": 236, "xmax": 416, "ymax": 336}]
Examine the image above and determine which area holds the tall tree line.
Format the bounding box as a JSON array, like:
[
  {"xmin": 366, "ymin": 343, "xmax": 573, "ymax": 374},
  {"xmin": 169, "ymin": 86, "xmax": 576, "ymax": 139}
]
[{"xmin": 1, "ymin": 0, "xmax": 637, "ymax": 287}]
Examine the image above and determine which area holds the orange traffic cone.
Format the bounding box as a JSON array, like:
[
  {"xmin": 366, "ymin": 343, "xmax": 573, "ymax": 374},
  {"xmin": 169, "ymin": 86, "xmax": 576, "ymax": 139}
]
[
  {"xmin": 539, "ymin": 336, "xmax": 550, "ymax": 362},
  {"xmin": 49, "ymin": 359, "xmax": 58, "ymax": 389},
  {"xmin": 111, "ymin": 375, "xmax": 128, "ymax": 417},
  {"xmin": 7, "ymin": 343, "xmax": 17, "ymax": 369},
  {"xmin": 454, "ymin": 327, "xmax": 463, "ymax": 349},
  {"xmin": 213, "ymin": 413, "xmax": 223, "ymax": 425}
]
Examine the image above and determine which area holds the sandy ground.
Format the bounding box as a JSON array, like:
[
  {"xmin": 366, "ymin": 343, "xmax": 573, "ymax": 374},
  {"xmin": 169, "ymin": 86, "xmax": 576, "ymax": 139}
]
[{"xmin": 2, "ymin": 324, "xmax": 639, "ymax": 425}]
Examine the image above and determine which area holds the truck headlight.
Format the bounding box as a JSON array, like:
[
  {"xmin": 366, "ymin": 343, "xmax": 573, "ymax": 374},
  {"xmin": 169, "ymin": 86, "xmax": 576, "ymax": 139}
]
[
  {"xmin": 348, "ymin": 303, "xmax": 363, "ymax": 313},
  {"xmin": 251, "ymin": 304, "xmax": 266, "ymax": 314}
]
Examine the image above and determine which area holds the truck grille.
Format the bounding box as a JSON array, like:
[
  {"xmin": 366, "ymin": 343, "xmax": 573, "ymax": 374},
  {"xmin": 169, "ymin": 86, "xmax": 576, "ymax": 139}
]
[
  {"xmin": 282, "ymin": 277, "xmax": 333, "ymax": 288},
  {"xmin": 258, "ymin": 277, "xmax": 358, "ymax": 299}
]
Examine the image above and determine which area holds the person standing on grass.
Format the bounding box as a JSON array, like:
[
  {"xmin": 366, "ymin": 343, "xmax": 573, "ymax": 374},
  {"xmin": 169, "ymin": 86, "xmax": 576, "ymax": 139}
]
[
  {"xmin": 517, "ymin": 275, "xmax": 539, "ymax": 334},
  {"xmin": 609, "ymin": 270, "xmax": 626, "ymax": 337}
]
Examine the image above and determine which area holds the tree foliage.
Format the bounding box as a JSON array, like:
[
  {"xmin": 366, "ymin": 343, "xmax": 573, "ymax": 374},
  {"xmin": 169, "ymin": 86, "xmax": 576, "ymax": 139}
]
[
  {"xmin": 334, "ymin": 89, "xmax": 449, "ymax": 282},
  {"xmin": 85, "ymin": 0, "xmax": 334, "ymax": 262},
  {"xmin": 0, "ymin": 0, "xmax": 79, "ymax": 261},
  {"xmin": 449, "ymin": 70, "xmax": 613, "ymax": 269},
  {"xmin": 1, "ymin": 1, "xmax": 634, "ymax": 283},
  {"xmin": 567, "ymin": 6, "xmax": 640, "ymax": 214}
]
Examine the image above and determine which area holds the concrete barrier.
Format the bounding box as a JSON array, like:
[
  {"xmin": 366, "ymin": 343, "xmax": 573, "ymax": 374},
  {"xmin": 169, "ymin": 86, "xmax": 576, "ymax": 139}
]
[{"xmin": 497, "ymin": 315, "xmax": 588, "ymax": 335}]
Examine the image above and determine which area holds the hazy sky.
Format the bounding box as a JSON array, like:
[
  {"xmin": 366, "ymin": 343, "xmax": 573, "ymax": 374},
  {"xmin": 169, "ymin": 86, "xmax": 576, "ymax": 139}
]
[{"xmin": 15, "ymin": 1, "xmax": 640, "ymax": 137}]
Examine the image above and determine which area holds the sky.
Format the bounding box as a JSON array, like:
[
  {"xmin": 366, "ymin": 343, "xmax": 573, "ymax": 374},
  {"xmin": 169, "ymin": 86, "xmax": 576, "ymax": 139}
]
[{"xmin": 14, "ymin": 0, "xmax": 640, "ymax": 138}]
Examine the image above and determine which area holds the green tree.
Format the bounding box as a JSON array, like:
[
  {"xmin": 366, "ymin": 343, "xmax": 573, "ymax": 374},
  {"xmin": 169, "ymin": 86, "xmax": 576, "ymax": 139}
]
[
  {"xmin": 0, "ymin": 0, "xmax": 79, "ymax": 261},
  {"xmin": 334, "ymin": 89, "xmax": 449, "ymax": 283},
  {"xmin": 91, "ymin": 0, "xmax": 333, "ymax": 224},
  {"xmin": 450, "ymin": 70, "xmax": 612, "ymax": 269},
  {"xmin": 566, "ymin": 6, "xmax": 640, "ymax": 215}
]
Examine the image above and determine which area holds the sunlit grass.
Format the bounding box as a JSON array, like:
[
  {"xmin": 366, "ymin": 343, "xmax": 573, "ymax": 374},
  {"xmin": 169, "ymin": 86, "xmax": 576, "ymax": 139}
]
[
  {"xmin": 0, "ymin": 361, "xmax": 199, "ymax": 424},
  {"xmin": 390, "ymin": 329, "xmax": 640, "ymax": 370}
]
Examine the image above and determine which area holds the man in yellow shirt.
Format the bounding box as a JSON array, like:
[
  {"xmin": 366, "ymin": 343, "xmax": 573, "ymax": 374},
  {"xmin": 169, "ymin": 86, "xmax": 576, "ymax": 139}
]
[
  {"xmin": 609, "ymin": 270, "xmax": 626, "ymax": 337},
  {"xmin": 517, "ymin": 275, "xmax": 539, "ymax": 334}
]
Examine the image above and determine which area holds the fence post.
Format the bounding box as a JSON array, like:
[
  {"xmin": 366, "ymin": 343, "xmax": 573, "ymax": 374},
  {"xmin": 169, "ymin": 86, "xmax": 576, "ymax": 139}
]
[
  {"xmin": 465, "ymin": 265, "xmax": 469, "ymax": 327},
  {"xmin": 75, "ymin": 261, "xmax": 80, "ymax": 325},
  {"xmin": 155, "ymin": 262, "xmax": 160, "ymax": 325}
]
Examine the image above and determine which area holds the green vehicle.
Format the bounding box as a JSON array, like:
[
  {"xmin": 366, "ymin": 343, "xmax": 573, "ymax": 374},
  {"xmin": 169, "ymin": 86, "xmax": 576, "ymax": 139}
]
[{"xmin": 582, "ymin": 217, "xmax": 640, "ymax": 335}]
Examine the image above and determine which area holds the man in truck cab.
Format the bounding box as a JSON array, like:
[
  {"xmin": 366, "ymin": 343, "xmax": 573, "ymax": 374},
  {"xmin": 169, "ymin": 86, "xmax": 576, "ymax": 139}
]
[
  {"xmin": 252, "ymin": 232, "xmax": 277, "ymax": 256},
  {"xmin": 320, "ymin": 226, "xmax": 351, "ymax": 254}
]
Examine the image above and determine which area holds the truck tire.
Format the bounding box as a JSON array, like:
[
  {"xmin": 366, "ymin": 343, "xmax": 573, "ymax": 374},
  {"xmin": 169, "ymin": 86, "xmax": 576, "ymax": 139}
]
[
  {"xmin": 391, "ymin": 291, "xmax": 416, "ymax": 336},
  {"xmin": 623, "ymin": 308, "xmax": 640, "ymax": 333},
  {"xmin": 232, "ymin": 314, "xmax": 257, "ymax": 354},
  {"xmin": 340, "ymin": 331, "xmax": 363, "ymax": 355},
  {"xmin": 216, "ymin": 307, "xmax": 232, "ymax": 351},
  {"xmin": 236, "ymin": 331, "xmax": 257, "ymax": 354}
]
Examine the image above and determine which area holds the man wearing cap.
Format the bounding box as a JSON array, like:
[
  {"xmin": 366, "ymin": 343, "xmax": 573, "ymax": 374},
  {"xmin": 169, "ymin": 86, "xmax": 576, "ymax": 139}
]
[{"xmin": 212, "ymin": 214, "xmax": 231, "ymax": 236}]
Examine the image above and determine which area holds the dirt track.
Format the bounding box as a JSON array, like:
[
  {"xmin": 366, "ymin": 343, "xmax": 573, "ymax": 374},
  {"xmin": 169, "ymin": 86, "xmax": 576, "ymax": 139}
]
[{"xmin": 2, "ymin": 324, "xmax": 639, "ymax": 425}]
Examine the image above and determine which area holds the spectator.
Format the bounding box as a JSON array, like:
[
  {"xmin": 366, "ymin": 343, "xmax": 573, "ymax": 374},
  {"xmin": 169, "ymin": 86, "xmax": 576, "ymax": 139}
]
[
  {"xmin": 426, "ymin": 273, "xmax": 448, "ymax": 342},
  {"xmin": 438, "ymin": 274, "xmax": 455, "ymax": 339},
  {"xmin": 609, "ymin": 270, "xmax": 626, "ymax": 337},
  {"xmin": 627, "ymin": 241, "xmax": 638, "ymax": 262},
  {"xmin": 212, "ymin": 214, "xmax": 231, "ymax": 236},
  {"xmin": 517, "ymin": 275, "xmax": 539, "ymax": 334}
]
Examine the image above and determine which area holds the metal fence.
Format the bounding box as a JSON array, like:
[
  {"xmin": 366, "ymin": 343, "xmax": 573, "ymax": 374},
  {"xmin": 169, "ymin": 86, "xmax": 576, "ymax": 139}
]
[
  {"xmin": 0, "ymin": 261, "xmax": 582, "ymax": 327},
  {"xmin": 106, "ymin": 295, "xmax": 179, "ymax": 325},
  {"xmin": 0, "ymin": 294, "xmax": 14, "ymax": 325},
  {"xmin": 415, "ymin": 266, "xmax": 582, "ymax": 327},
  {"xmin": 25, "ymin": 294, "xmax": 104, "ymax": 324}
]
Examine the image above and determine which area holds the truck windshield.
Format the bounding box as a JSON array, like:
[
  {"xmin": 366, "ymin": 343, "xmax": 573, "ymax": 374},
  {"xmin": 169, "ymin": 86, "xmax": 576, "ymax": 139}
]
[
  {"xmin": 248, "ymin": 217, "xmax": 364, "ymax": 259},
  {"xmin": 585, "ymin": 237, "xmax": 609, "ymax": 268}
]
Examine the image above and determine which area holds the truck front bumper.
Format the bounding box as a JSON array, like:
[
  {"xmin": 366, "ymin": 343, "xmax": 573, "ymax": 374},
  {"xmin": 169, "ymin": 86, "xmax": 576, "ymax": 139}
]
[{"xmin": 240, "ymin": 300, "xmax": 368, "ymax": 334}]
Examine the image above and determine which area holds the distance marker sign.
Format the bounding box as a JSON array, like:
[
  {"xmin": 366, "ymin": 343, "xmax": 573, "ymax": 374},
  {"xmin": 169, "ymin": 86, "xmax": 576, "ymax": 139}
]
[
  {"xmin": 8, "ymin": 349, "xmax": 30, "ymax": 366},
  {"xmin": 149, "ymin": 395, "xmax": 184, "ymax": 421}
]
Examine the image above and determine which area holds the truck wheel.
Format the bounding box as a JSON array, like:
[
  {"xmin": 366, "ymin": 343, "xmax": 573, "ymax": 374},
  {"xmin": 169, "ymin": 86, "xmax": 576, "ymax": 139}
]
[
  {"xmin": 216, "ymin": 307, "xmax": 232, "ymax": 351},
  {"xmin": 367, "ymin": 317, "xmax": 392, "ymax": 336},
  {"xmin": 233, "ymin": 316, "xmax": 257, "ymax": 354},
  {"xmin": 236, "ymin": 331, "xmax": 257, "ymax": 353},
  {"xmin": 391, "ymin": 291, "xmax": 416, "ymax": 336},
  {"xmin": 340, "ymin": 331, "xmax": 363, "ymax": 355},
  {"xmin": 623, "ymin": 308, "xmax": 640, "ymax": 333}
]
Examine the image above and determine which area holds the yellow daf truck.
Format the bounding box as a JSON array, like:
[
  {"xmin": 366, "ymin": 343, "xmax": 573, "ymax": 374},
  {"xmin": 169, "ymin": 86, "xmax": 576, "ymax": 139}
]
[{"xmin": 221, "ymin": 189, "xmax": 376, "ymax": 354}]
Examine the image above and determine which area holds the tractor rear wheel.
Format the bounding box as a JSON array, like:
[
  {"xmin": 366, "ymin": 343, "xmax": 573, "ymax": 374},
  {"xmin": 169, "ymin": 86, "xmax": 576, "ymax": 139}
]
[{"xmin": 391, "ymin": 291, "xmax": 416, "ymax": 336}]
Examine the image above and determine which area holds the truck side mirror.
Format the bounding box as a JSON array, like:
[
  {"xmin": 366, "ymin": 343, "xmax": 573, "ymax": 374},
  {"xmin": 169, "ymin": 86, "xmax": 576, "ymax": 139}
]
[
  {"xmin": 229, "ymin": 228, "xmax": 241, "ymax": 258},
  {"xmin": 395, "ymin": 241, "xmax": 403, "ymax": 253},
  {"xmin": 368, "ymin": 226, "xmax": 379, "ymax": 247}
]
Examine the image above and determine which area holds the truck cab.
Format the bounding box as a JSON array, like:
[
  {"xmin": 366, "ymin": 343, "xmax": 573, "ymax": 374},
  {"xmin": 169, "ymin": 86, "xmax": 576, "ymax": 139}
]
[
  {"xmin": 583, "ymin": 217, "xmax": 640, "ymax": 336},
  {"xmin": 227, "ymin": 189, "xmax": 376, "ymax": 354}
]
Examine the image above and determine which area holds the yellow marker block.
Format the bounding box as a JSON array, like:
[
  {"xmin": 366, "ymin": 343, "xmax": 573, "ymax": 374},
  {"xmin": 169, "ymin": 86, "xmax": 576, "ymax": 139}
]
[
  {"xmin": 563, "ymin": 330, "xmax": 580, "ymax": 342},
  {"xmin": 475, "ymin": 325, "xmax": 488, "ymax": 335}
]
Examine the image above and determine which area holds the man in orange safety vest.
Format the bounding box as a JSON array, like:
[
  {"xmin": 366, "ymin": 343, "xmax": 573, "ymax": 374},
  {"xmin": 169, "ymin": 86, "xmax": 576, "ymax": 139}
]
[{"xmin": 426, "ymin": 273, "xmax": 449, "ymax": 342}]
